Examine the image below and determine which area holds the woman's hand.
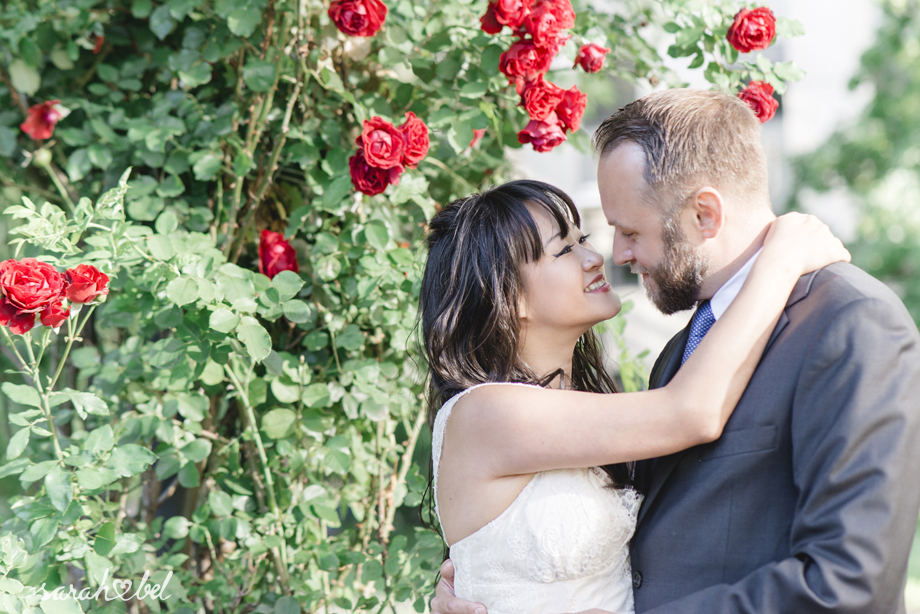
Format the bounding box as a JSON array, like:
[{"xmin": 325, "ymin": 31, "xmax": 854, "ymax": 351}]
[{"xmin": 762, "ymin": 212, "xmax": 851, "ymax": 277}]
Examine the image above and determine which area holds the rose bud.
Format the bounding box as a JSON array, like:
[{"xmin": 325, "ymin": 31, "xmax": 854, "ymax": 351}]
[
  {"xmin": 470, "ymin": 128, "xmax": 486, "ymax": 149},
  {"xmin": 0, "ymin": 258, "xmax": 66, "ymax": 313},
  {"xmin": 40, "ymin": 299, "xmax": 70, "ymax": 329},
  {"xmin": 258, "ymin": 230, "xmax": 300, "ymax": 279},
  {"xmin": 398, "ymin": 112, "xmax": 430, "ymax": 169},
  {"xmin": 328, "ymin": 0, "xmax": 388, "ymax": 38},
  {"xmin": 480, "ymin": 3, "xmax": 504, "ymax": 34},
  {"xmin": 574, "ymin": 43, "xmax": 611, "ymax": 73},
  {"xmin": 726, "ymin": 7, "xmax": 777, "ymax": 53},
  {"xmin": 555, "ymin": 85, "xmax": 587, "ymax": 132},
  {"xmin": 360, "ymin": 116, "xmax": 407, "ymax": 170},
  {"xmin": 738, "ymin": 80, "xmax": 779, "ymax": 123},
  {"xmin": 20, "ymin": 101, "xmax": 66, "ymax": 141},
  {"xmin": 64, "ymin": 264, "xmax": 110, "ymax": 304},
  {"xmin": 522, "ymin": 76, "xmax": 566, "ymax": 121},
  {"xmin": 518, "ymin": 112, "xmax": 567, "ymax": 152}
]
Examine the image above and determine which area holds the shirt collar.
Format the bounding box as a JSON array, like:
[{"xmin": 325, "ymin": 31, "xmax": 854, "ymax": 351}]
[{"xmin": 708, "ymin": 248, "xmax": 763, "ymax": 321}]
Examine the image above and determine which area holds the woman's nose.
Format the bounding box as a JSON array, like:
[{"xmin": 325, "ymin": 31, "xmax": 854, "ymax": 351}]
[{"xmin": 582, "ymin": 247, "xmax": 604, "ymax": 270}]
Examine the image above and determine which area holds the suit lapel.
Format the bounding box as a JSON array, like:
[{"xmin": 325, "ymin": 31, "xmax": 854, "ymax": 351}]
[{"xmin": 637, "ymin": 271, "xmax": 819, "ymax": 526}]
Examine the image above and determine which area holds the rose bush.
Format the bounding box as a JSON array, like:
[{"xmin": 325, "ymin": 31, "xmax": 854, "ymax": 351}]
[{"xmin": 0, "ymin": 1, "xmax": 804, "ymax": 613}]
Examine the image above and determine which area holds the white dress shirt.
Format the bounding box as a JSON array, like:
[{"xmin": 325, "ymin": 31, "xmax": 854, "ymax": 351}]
[{"xmin": 708, "ymin": 248, "xmax": 763, "ymax": 321}]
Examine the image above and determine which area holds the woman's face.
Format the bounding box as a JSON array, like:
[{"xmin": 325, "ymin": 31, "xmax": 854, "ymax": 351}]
[{"xmin": 518, "ymin": 203, "xmax": 622, "ymax": 336}]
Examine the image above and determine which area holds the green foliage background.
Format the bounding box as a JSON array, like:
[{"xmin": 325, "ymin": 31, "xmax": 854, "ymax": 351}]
[{"xmin": 0, "ymin": 1, "xmax": 801, "ymax": 612}]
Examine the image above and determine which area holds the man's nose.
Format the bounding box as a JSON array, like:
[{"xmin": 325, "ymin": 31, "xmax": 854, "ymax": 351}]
[{"xmin": 612, "ymin": 238, "xmax": 632, "ymax": 266}]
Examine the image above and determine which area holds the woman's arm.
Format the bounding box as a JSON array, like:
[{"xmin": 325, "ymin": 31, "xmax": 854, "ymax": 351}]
[{"xmin": 450, "ymin": 213, "xmax": 850, "ymax": 477}]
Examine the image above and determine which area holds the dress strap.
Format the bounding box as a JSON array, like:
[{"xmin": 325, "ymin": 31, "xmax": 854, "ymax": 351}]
[{"xmin": 431, "ymin": 381, "xmax": 542, "ymax": 529}]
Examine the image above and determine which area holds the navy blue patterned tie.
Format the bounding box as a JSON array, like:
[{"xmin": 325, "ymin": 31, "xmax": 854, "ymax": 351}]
[{"xmin": 681, "ymin": 300, "xmax": 716, "ymax": 365}]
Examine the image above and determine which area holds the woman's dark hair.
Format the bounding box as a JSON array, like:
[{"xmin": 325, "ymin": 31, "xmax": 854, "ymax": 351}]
[{"xmin": 418, "ymin": 180, "xmax": 630, "ymax": 541}]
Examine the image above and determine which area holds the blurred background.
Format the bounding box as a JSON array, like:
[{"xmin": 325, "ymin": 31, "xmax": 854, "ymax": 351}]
[{"xmin": 508, "ymin": 0, "xmax": 920, "ymax": 609}]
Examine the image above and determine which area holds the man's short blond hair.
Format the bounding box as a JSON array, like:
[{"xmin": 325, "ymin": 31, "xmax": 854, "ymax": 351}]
[{"xmin": 593, "ymin": 89, "xmax": 770, "ymax": 215}]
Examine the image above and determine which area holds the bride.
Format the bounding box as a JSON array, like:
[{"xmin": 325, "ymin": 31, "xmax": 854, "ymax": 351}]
[{"xmin": 418, "ymin": 179, "xmax": 848, "ymax": 614}]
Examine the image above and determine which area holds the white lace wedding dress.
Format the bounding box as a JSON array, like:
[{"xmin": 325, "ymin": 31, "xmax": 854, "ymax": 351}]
[{"xmin": 432, "ymin": 382, "xmax": 643, "ymax": 614}]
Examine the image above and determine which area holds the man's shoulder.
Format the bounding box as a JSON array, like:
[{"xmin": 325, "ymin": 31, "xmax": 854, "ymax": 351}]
[{"xmin": 797, "ymin": 262, "xmax": 911, "ymax": 320}]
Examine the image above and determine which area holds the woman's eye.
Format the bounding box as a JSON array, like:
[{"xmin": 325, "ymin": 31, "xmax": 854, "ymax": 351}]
[{"xmin": 579, "ymin": 234, "xmax": 591, "ymax": 244}]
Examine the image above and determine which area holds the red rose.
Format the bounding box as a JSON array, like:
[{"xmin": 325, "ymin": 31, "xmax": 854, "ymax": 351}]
[
  {"xmin": 480, "ymin": 4, "xmax": 504, "ymax": 34},
  {"xmin": 360, "ymin": 117, "xmax": 406, "ymax": 170},
  {"xmin": 91, "ymin": 34, "xmax": 104, "ymax": 54},
  {"xmin": 258, "ymin": 230, "xmax": 300, "ymax": 279},
  {"xmin": 349, "ymin": 149, "xmax": 403, "ymax": 196},
  {"xmin": 738, "ymin": 80, "xmax": 779, "ymax": 123},
  {"xmin": 64, "ymin": 264, "xmax": 110, "ymax": 304},
  {"xmin": 0, "ymin": 299, "xmax": 36, "ymax": 335},
  {"xmin": 328, "ymin": 0, "xmax": 388, "ymax": 38},
  {"xmin": 40, "ymin": 299, "xmax": 70, "ymax": 329},
  {"xmin": 522, "ymin": 76, "xmax": 566, "ymax": 121},
  {"xmin": 726, "ymin": 7, "xmax": 776, "ymax": 53},
  {"xmin": 20, "ymin": 101, "xmax": 64, "ymax": 141},
  {"xmin": 518, "ymin": 112, "xmax": 567, "ymax": 152},
  {"xmin": 574, "ymin": 43, "xmax": 611, "ymax": 73},
  {"xmin": 500, "ymin": 39, "xmax": 555, "ymax": 83},
  {"xmin": 523, "ymin": 1, "xmax": 573, "ymax": 49},
  {"xmin": 547, "ymin": 0, "xmax": 575, "ymax": 30},
  {"xmin": 0, "ymin": 259, "xmax": 66, "ymax": 314},
  {"xmin": 492, "ymin": 0, "xmax": 531, "ymax": 30},
  {"xmin": 555, "ymin": 85, "xmax": 587, "ymax": 131},
  {"xmin": 470, "ymin": 129, "xmax": 486, "ymax": 149},
  {"xmin": 398, "ymin": 112, "xmax": 430, "ymax": 169}
]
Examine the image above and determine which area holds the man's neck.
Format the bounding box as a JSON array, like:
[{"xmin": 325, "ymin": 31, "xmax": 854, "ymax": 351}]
[{"xmin": 697, "ymin": 219, "xmax": 772, "ymax": 301}]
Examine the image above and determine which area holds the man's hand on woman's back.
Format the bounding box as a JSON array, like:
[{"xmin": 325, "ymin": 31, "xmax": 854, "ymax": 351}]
[{"xmin": 431, "ymin": 559, "xmax": 487, "ymax": 614}]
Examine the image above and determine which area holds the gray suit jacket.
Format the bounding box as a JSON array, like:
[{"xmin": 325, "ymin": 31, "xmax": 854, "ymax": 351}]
[{"xmin": 630, "ymin": 262, "xmax": 920, "ymax": 613}]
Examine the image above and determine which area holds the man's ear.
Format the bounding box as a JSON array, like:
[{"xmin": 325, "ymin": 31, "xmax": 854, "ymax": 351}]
[{"xmin": 688, "ymin": 186, "xmax": 725, "ymax": 240}]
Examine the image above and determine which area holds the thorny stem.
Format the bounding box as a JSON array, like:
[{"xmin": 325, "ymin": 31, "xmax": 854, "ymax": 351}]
[
  {"xmin": 23, "ymin": 333, "xmax": 64, "ymax": 461},
  {"xmin": 381, "ymin": 409, "xmax": 428, "ymax": 543},
  {"xmin": 224, "ymin": 361, "xmax": 291, "ymax": 589},
  {"xmin": 49, "ymin": 304, "xmax": 97, "ymax": 391}
]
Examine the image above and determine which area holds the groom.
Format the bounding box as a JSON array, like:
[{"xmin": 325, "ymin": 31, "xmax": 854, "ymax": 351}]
[{"xmin": 431, "ymin": 89, "xmax": 920, "ymax": 613}]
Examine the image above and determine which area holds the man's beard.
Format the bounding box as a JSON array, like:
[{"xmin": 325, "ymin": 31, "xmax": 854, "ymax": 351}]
[{"xmin": 634, "ymin": 220, "xmax": 709, "ymax": 315}]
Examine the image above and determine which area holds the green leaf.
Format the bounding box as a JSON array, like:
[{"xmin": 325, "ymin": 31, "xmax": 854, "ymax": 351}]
[
  {"xmin": 167, "ymin": 277, "xmax": 200, "ymax": 306},
  {"xmin": 274, "ymin": 596, "xmax": 300, "ymax": 614},
  {"xmin": 94, "ymin": 521, "xmax": 116, "ymax": 556},
  {"xmin": 243, "ymin": 59, "xmax": 276, "ymax": 92},
  {"xmin": 182, "ymin": 438, "xmax": 212, "ymax": 463},
  {"xmin": 282, "ymin": 300, "xmax": 312, "ymax": 323},
  {"xmin": 84, "ymin": 424, "xmax": 115, "ymax": 454},
  {"xmin": 163, "ymin": 516, "xmax": 189, "ymax": 539},
  {"xmin": 192, "ymin": 152, "xmax": 222, "ymax": 181},
  {"xmin": 9, "ymin": 59, "xmax": 40, "ymax": 95},
  {"xmin": 773, "ymin": 61, "xmax": 806, "ymax": 83},
  {"xmin": 45, "ymin": 465, "xmax": 73, "ymax": 512},
  {"xmin": 178, "ymin": 461, "xmax": 200, "ymax": 487},
  {"xmin": 210, "ymin": 308, "xmax": 240, "ymax": 333},
  {"xmin": 21, "ymin": 461, "xmax": 58, "ymax": 483},
  {"xmin": 5, "ymin": 428, "xmax": 29, "ymax": 460},
  {"xmin": 148, "ymin": 235, "xmax": 176, "ymax": 260},
  {"xmin": 50, "ymin": 389, "xmax": 109, "ymax": 420},
  {"xmin": 302, "ymin": 383, "xmax": 331, "ymax": 408},
  {"xmin": 179, "ymin": 63, "xmax": 212, "ymax": 88},
  {"xmin": 1, "ymin": 383, "xmax": 42, "ymax": 408},
  {"xmin": 775, "ymin": 16, "xmax": 805, "ymax": 38},
  {"xmin": 31, "ymin": 516, "xmax": 59, "ymax": 551},
  {"xmin": 262, "ymin": 408, "xmax": 296, "ymax": 439},
  {"xmin": 149, "ymin": 4, "xmax": 176, "ymax": 40},
  {"xmin": 76, "ymin": 467, "xmax": 119, "ymax": 490},
  {"xmin": 271, "ymin": 270, "xmax": 304, "ymax": 301},
  {"xmin": 460, "ymin": 80, "xmax": 488, "ymax": 98},
  {"xmin": 208, "ymin": 490, "xmax": 233, "ymax": 516},
  {"xmin": 322, "ymin": 173, "xmax": 353, "ymax": 210},
  {"xmin": 228, "ymin": 7, "xmax": 262, "ymax": 37},
  {"xmin": 364, "ymin": 221, "xmax": 389, "ymax": 251},
  {"xmin": 270, "ymin": 377, "xmax": 301, "ymax": 403},
  {"xmin": 108, "ymin": 444, "xmax": 158, "ymax": 477},
  {"xmin": 237, "ymin": 316, "xmax": 272, "ymax": 362}
]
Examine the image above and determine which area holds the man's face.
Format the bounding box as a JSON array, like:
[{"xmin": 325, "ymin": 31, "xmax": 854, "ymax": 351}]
[{"xmin": 597, "ymin": 142, "xmax": 709, "ymax": 314}]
